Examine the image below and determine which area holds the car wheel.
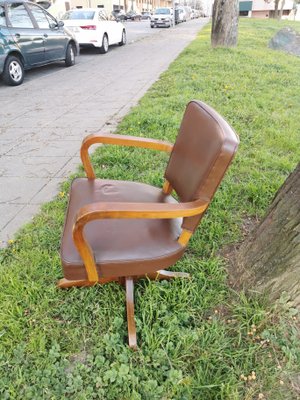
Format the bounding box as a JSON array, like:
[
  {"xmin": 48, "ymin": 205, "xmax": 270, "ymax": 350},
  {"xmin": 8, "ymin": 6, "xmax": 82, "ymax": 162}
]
[
  {"xmin": 119, "ymin": 29, "xmax": 126, "ymax": 46},
  {"xmin": 2, "ymin": 55, "xmax": 24, "ymax": 86},
  {"xmin": 65, "ymin": 43, "xmax": 75, "ymax": 67},
  {"xmin": 150, "ymin": 24, "xmax": 154, "ymax": 28},
  {"xmin": 99, "ymin": 34, "xmax": 109, "ymax": 54}
]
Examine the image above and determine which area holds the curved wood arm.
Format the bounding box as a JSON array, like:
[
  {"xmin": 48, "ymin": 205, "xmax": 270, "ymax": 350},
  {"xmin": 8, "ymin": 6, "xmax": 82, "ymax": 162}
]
[
  {"xmin": 72, "ymin": 198, "xmax": 209, "ymax": 283},
  {"xmin": 81, "ymin": 133, "xmax": 174, "ymax": 179},
  {"xmin": 75, "ymin": 199, "xmax": 208, "ymax": 224}
]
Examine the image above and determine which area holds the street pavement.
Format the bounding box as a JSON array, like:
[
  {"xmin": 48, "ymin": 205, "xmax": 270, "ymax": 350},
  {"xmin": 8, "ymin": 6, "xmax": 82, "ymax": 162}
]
[{"xmin": 0, "ymin": 19, "xmax": 208, "ymax": 247}]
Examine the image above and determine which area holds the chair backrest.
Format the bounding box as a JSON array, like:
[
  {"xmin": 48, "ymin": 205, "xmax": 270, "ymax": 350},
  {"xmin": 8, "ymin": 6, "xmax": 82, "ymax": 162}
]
[{"xmin": 165, "ymin": 100, "xmax": 239, "ymax": 232}]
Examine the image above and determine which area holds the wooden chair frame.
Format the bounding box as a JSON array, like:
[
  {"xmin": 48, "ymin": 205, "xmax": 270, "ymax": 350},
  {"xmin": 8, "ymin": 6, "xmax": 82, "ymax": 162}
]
[{"xmin": 58, "ymin": 133, "xmax": 209, "ymax": 349}]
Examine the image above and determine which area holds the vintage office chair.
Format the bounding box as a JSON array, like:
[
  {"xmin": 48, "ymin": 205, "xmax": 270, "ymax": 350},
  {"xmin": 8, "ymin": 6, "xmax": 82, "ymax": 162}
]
[{"xmin": 59, "ymin": 100, "xmax": 239, "ymax": 349}]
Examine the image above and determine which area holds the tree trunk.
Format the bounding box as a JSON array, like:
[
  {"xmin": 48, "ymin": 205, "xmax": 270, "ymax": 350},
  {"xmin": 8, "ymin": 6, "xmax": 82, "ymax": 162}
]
[
  {"xmin": 279, "ymin": 0, "xmax": 286, "ymax": 19},
  {"xmin": 211, "ymin": 0, "xmax": 239, "ymax": 48},
  {"xmin": 233, "ymin": 163, "xmax": 300, "ymax": 308},
  {"xmin": 274, "ymin": 0, "xmax": 280, "ymax": 18}
]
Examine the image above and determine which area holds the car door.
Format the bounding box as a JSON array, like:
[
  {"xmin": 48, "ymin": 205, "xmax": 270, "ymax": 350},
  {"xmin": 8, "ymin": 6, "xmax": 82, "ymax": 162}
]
[
  {"xmin": 98, "ymin": 9, "xmax": 114, "ymax": 45},
  {"xmin": 27, "ymin": 3, "xmax": 67, "ymax": 62},
  {"xmin": 108, "ymin": 12, "xmax": 122, "ymax": 44},
  {"xmin": 5, "ymin": 2, "xmax": 45, "ymax": 66}
]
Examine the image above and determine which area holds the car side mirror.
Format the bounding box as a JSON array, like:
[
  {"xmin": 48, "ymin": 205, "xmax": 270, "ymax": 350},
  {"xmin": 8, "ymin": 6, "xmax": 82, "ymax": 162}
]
[{"xmin": 57, "ymin": 20, "xmax": 64, "ymax": 28}]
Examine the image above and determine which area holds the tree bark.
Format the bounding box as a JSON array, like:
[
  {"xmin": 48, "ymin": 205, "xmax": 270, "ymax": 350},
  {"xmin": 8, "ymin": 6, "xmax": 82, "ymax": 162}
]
[
  {"xmin": 211, "ymin": 0, "xmax": 239, "ymax": 48},
  {"xmin": 279, "ymin": 0, "xmax": 286, "ymax": 19},
  {"xmin": 274, "ymin": 0, "xmax": 280, "ymax": 18},
  {"xmin": 233, "ymin": 163, "xmax": 300, "ymax": 308}
]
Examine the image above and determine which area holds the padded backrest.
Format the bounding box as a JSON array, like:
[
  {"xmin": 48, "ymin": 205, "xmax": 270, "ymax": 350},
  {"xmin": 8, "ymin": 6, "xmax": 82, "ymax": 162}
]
[{"xmin": 165, "ymin": 100, "xmax": 239, "ymax": 231}]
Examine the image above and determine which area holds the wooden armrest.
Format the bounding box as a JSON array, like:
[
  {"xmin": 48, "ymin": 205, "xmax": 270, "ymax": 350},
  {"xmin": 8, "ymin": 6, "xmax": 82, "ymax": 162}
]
[
  {"xmin": 81, "ymin": 133, "xmax": 174, "ymax": 178},
  {"xmin": 72, "ymin": 199, "xmax": 208, "ymax": 282},
  {"xmin": 75, "ymin": 198, "xmax": 208, "ymax": 225}
]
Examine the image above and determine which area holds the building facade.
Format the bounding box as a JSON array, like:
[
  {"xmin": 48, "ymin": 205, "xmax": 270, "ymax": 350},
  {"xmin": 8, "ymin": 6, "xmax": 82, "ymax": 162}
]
[
  {"xmin": 239, "ymin": 0, "xmax": 294, "ymax": 19},
  {"xmin": 47, "ymin": 0, "xmax": 208, "ymax": 18},
  {"xmin": 68, "ymin": 0, "xmax": 172, "ymax": 12}
]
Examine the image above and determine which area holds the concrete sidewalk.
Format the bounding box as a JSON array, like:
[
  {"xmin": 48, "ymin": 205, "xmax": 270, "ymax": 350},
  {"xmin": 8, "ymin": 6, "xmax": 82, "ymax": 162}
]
[{"xmin": 0, "ymin": 19, "xmax": 208, "ymax": 247}]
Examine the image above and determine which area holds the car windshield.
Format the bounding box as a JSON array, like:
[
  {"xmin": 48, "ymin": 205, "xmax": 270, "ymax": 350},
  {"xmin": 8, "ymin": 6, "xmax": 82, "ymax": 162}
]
[
  {"xmin": 62, "ymin": 10, "xmax": 95, "ymax": 20},
  {"xmin": 155, "ymin": 8, "xmax": 170, "ymax": 15}
]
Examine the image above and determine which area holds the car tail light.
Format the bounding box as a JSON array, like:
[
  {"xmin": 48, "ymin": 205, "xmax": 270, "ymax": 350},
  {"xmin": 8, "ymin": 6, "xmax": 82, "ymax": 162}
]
[{"xmin": 80, "ymin": 25, "xmax": 96, "ymax": 30}]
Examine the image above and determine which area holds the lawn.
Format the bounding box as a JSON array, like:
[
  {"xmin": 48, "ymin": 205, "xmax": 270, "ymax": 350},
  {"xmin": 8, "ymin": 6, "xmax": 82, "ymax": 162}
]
[{"xmin": 0, "ymin": 18, "xmax": 300, "ymax": 399}]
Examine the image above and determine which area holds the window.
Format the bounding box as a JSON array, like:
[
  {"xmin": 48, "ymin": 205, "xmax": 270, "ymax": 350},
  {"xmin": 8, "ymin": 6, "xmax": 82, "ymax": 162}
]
[
  {"xmin": 7, "ymin": 3, "xmax": 34, "ymax": 28},
  {"xmin": 98, "ymin": 10, "xmax": 108, "ymax": 21},
  {"xmin": 0, "ymin": 5, "xmax": 6, "ymax": 26},
  {"xmin": 28, "ymin": 4, "xmax": 52, "ymax": 28},
  {"xmin": 62, "ymin": 10, "xmax": 95, "ymax": 19},
  {"xmin": 46, "ymin": 10, "xmax": 57, "ymax": 26},
  {"xmin": 156, "ymin": 8, "xmax": 171, "ymax": 15}
]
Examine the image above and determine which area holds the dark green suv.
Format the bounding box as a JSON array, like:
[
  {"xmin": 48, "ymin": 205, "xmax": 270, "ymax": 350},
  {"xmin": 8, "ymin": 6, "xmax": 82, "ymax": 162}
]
[{"xmin": 0, "ymin": 0, "xmax": 79, "ymax": 85}]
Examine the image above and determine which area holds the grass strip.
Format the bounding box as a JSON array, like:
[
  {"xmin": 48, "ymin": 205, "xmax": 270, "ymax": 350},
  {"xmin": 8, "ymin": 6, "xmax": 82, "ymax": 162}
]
[{"xmin": 0, "ymin": 18, "xmax": 300, "ymax": 399}]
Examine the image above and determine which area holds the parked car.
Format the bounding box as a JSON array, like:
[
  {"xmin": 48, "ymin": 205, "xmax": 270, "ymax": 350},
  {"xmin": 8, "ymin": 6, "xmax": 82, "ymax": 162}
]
[
  {"xmin": 177, "ymin": 7, "xmax": 186, "ymax": 23},
  {"xmin": 61, "ymin": 8, "xmax": 126, "ymax": 53},
  {"xmin": 111, "ymin": 9, "xmax": 126, "ymax": 21},
  {"xmin": 126, "ymin": 10, "xmax": 142, "ymax": 21},
  {"xmin": 141, "ymin": 11, "xmax": 151, "ymax": 20},
  {"xmin": 193, "ymin": 9, "xmax": 200, "ymax": 19},
  {"xmin": 183, "ymin": 6, "xmax": 192, "ymax": 20},
  {"xmin": 150, "ymin": 7, "xmax": 173, "ymax": 28},
  {"xmin": 0, "ymin": 0, "xmax": 78, "ymax": 86}
]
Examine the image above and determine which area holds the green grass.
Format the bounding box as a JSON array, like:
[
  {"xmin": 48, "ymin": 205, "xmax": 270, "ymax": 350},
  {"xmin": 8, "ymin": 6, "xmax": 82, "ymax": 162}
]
[{"xmin": 1, "ymin": 19, "xmax": 300, "ymax": 399}]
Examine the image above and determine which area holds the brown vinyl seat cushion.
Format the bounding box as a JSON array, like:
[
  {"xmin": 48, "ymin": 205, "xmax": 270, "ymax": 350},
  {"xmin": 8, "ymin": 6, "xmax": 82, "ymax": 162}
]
[{"xmin": 61, "ymin": 178, "xmax": 185, "ymax": 280}]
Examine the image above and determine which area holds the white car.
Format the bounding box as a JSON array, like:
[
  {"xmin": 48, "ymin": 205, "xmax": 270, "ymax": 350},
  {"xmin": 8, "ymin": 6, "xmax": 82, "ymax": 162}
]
[
  {"xmin": 150, "ymin": 7, "xmax": 174, "ymax": 28},
  {"xmin": 61, "ymin": 8, "xmax": 126, "ymax": 53},
  {"xmin": 177, "ymin": 7, "xmax": 187, "ymax": 23}
]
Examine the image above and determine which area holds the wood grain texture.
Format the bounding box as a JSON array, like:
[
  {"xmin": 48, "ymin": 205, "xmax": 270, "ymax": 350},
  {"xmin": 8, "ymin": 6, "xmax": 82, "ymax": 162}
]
[
  {"xmin": 178, "ymin": 229, "xmax": 193, "ymax": 246},
  {"xmin": 126, "ymin": 277, "xmax": 137, "ymax": 350},
  {"xmin": 74, "ymin": 198, "xmax": 208, "ymax": 223},
  {"xmin": 72, "ymin": 223, "xmax": 99, "ymax": 282},
  {"xmin": 80, "ymin": 133, "xmax": 173, "ymax": 179},
  {"xmin": 162, "ymin": 180, "xmax": 173, "ymax": 195},
  {"xmin": 57, "ymin": 270, "xmax": 190, "ymax": 288},
  {"xmin": 57, "ymin": 277, "xmax": 120, "ymax": 288}
]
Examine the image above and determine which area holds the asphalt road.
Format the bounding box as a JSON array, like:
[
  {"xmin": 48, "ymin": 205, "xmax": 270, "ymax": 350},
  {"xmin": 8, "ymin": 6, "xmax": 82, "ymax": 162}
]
[
  {"xmin": 125, "ymin": 19, "xmax": 162, "ymax": 43},
  {"xmin": 0, "ymin": 18, "xmax": 208, "ymax": 247}
]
